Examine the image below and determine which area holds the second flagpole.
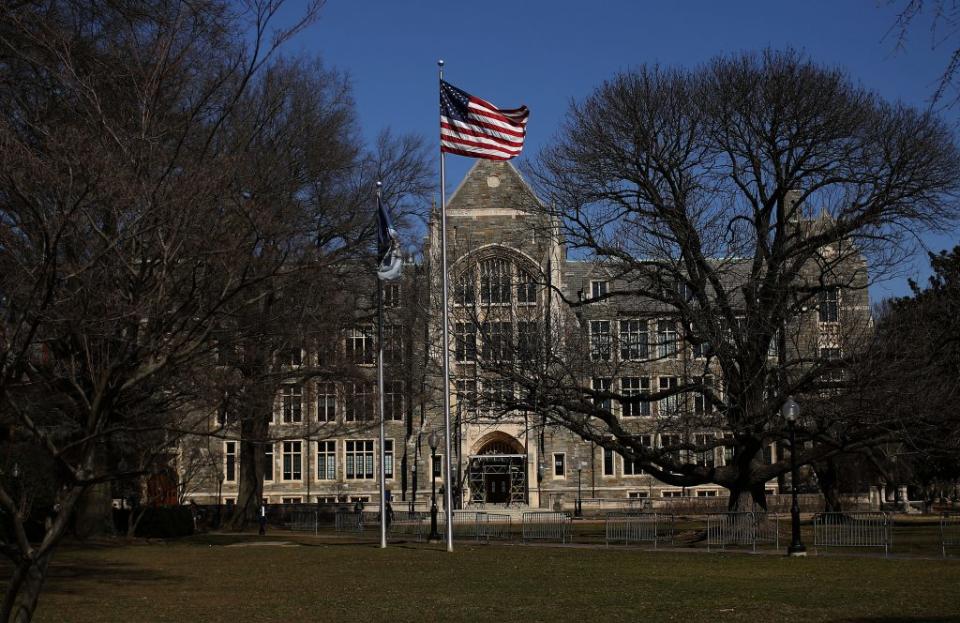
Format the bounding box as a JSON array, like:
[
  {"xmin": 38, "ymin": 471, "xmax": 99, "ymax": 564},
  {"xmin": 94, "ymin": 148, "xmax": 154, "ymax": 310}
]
[
  {"xmin": 438, "ymin": 59, "xmax": 454, "ymax": 553},
  {"xmin": 376, "ymin": 181, "xmax": 387, "ymax": 550}
]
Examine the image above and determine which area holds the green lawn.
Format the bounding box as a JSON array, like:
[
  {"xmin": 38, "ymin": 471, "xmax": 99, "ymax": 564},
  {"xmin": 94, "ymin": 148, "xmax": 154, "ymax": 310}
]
[{"xmin": 9, "ymin": 533, "xmax": 959, "ymax": 623}]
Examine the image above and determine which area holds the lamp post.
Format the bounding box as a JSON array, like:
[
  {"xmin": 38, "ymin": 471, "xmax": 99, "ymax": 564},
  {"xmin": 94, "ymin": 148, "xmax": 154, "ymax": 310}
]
[
  {"xmin": 575, "ymin": 461, "xmax": 587, "ymax": 518},
  {"xmin": 428, "ymin": 431, "xmax": 441, "ymax": 542},
  {"xmin": 781, "ymin": 396, "xmax": 807, "ymax": 556},
  {"xmin": 216, "ymin": 470, "xmax": 225, "ymax": 530}
]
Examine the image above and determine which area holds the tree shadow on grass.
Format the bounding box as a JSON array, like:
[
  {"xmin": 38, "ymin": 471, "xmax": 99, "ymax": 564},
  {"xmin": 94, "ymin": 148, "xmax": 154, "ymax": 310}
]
[{"xmin": 40, "ymin": 560, "xmax": 181, "ymax": 597}]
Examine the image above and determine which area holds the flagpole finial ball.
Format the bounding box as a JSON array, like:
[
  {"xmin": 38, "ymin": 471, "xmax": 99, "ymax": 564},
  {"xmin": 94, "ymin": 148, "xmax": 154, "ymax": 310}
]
[{"xmin": 438, "ymin": 59, "xmax": 444, "ymax": 67}]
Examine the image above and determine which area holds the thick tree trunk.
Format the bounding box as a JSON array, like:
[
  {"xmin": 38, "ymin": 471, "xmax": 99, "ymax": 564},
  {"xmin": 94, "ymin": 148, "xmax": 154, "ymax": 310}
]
[
  {"xmin": 2, "ymin": 552, "xmax": 52, "ymax": 623},
  {"xmin": 228, "ymin": 410, "xmax": 269, "ymax": 531},
  {"xmin": 726, "ymin": 441, "xmax": 768, "ymax": 512},
  {"xmin": 813, "ymin": 458, "xmax": 843, "ymax": 513}
]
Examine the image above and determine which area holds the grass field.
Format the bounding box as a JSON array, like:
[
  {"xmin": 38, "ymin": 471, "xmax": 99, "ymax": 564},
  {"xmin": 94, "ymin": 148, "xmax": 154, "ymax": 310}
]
[{"xmin": 8, "ymin": 531, "xmax": 960, "ymax": 623}]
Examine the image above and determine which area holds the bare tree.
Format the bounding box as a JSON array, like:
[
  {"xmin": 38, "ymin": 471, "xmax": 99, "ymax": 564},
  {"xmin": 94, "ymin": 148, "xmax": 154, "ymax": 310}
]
[
  {"xmin": 475, "ymin": 50, "xmax": 960, "ymax": 510},
  {"xmin": 0, "ymin": 1, "xmax": 332, "ymax": 620},
  {"xmin": 888, "ymin": 0, "xmax": 960, "ymax": 107}
]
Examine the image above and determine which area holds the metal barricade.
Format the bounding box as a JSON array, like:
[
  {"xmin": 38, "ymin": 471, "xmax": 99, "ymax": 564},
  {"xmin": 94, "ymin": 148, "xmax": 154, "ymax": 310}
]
[
  {"xmin": 940, "ymin": 513, "xmax": 960, "ymax": 557},
  {"xmin": 288, "ymin": 511, "xmax": 318, "ymax": 534},
  {"xmin": 706, "ymin": 512, "xmax": 779, "ymax": 551},
  {"xmin": 334, "ymin": 509, "xmax": 364, "ymax": 533},
  {"xmin": 605, "ymin": 513, "xmax": 674, "ymax": 548},
  {"xmin": 388, "ymin": 511, "xmax": 426, "ymax": 542},
  {"xmin": 481, "ymin": 513, "xmax": 513, "ymax": 542},
  {"xmin": 814, "ymin": 512, "xmax": 892, "ymax": 556},
  {"xmin": 522, "ymin": 511, "xmax": 571, "ymax": 543}
]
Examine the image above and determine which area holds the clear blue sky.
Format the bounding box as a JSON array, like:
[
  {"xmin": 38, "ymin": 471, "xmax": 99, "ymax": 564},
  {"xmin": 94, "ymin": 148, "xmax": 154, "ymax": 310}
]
[{"xmin": 276, "ymin": 0, "xmax": 958, "ymax": 301}]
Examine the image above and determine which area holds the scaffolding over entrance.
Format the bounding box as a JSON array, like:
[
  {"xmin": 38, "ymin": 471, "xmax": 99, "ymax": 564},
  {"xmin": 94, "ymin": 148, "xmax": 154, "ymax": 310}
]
[{"xmin": 467, "ymin": 454, "xmax": 527, "ymax": 506}]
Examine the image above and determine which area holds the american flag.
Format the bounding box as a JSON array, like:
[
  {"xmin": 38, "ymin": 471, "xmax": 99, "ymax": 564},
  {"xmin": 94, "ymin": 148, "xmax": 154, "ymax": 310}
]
[{"xmin": 440, "ymin": 80, "xmax": 529, "ymax": 160}]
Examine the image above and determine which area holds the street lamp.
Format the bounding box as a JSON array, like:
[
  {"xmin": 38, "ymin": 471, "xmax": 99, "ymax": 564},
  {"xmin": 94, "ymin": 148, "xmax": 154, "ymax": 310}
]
[
  {"xmin": 575, "ymin": 461, "xmax": 587, "ymax": 518},
  {"xmin": 781, "ymin": 396, "xmax": 807, "ymax": 556},
  {"xmin": 216, "ymin": 469, "xmax": 225, "ymax": 530},
  {"xmin": 428, "ymin": 431, "xmax": 441, "ymax": 542}
]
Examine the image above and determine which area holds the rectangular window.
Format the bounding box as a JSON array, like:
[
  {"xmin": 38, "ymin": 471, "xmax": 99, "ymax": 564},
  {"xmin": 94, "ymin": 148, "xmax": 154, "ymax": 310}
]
[
  {"xmin": 660, "ymin": 434, "xmax": 683, "ymax": 464},
  {"xmin": 385, "ymin": 380, "xmax": 404, "ymax": 421},
  {"xmin": 432, "ymin": 454, "xmax": 443, "ymax": 479},
  {"xmin": 282, "ymin": 497, "xmax": 303, "ymax": 504},
  {"xmin": 619, "ymin": 319, "xmax": 648, "ymax": 361},
  {"xmin": 481, "ymin": 321, "xmax": 512, "ymax": 361},
  {"xmin": 482, "ymin": 378, "xmax": 514, "ymax": 415},
  {"xmin": 696, "ymin": 490, "xmax": 718, "ymax": 498},
  {"xmin": 347, "ymin": 327, "xmax": 374, "ymax": 364},
  {"xmin": 658, "ymin": 376, "xmax": 679, "ymax": 415},
  {"xmin": 263, "ymin": 444, "xmax": 274, "ymax": 482},
  {"xmin": 693, "ymin": 340, "xmax": 712, "ymax": 359},
  {"xmin": 384, "ymin": 439, "xmax": 394, "ymax": 480},
  {"xmin": 455, "ymin": 273, "xmax": 475, "ymax": 305},
  {"xmin": 317, "ymin": 440, "xmax": 336, "ymax": 480},
  {"xmin": 224, "ymin": 441, "xmax": 236, "ymax": 482},
  {"xmin": 621, "ymin": 376, "xmax": 651, "ymax": 417},
  {"xmin": 722, "ymin": 433, "xmax": 734, "ymax": 466},
  {"xmin": 345, "ymin": 383, "xmax": 374, "ymax": 422},
  {"xmin": 384, "ymin": 324, "xmax": 403, "ymax": 365},
  {"xmin": 553, "ymin": 453, "xmax": 566, "ymax": 478},
  {"xmin": 622, "ymin": 435, "xmax": 652, "ymax": 475},
  {"xmin": 456, "ymin": 379, "xmax": 477, "ymax": 416},
  {"xmin": 819, "ymin": 288, "xmax": 840, "ymax": 322},
  {"xmin": 820, "ymin": 347, "xmax": 843, "ymax": 383},
  {"xmin": 662, "ymin": 490, "xmax": 684, "ymax": 498},
  {"xmin": 455, "ymin": 322, "xmax": 477, "ymax": 362},
  {"xmin": 286, "ymin": 347, "xmax": 303, "ymax": 367},
  {"xmin": 480, "ymin": 259, "xmax": 511, "ymax": 304},
  {"xmin": 694, "ymin": 376, "xmax": 714, "ymax": 414},
  {"xmin": 345, "ymin": 440, "xmax": 375, "ymax": 480},
  {"xmin": 282, "ymin": 441, "xmax": 302, "ymax": 481},
  {"xmin": 657, "ymin": 319, "xmax": 678, "ymax": 358},
  {"xmin": 591, "ymin": 280, "xmax": 608, "ymax": 299},
  {"xmin": 694, "ymin": 433, "xmax": 715, "ymax": 467},
  {"xmin": 589, "ymin": 320, "xmax": 611, "ymax": 361},
  {"xmin": 516, "ymin": 321, "xmax": 537, "ymax": 361},
  {"xmin": 317, "ymin": 382, "xmax": 337, "ymax": 423},
  {"xmin": 603, "ymin": 447, "xmax": 615, "ymax": 476},
  {"xmin": 628, "ymin": 491, "xmax": 649, "ymax": 499},
  {"xmin": 516, "ymin": 271, "xmax": 537, "ymax": 304},
  {"xmin": 280, "ymin": 385, "xmax": 303, "ymax": 423},
  {"xmin": 384, "ymin": 283, "xmax": 401, "ymax": 308},
  {"xmin": 592, "ymin": 377, "xmax": 611, "ymax": 412}
]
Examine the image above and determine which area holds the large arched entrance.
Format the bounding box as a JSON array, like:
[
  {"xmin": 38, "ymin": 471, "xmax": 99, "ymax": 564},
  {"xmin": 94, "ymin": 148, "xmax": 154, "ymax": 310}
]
[{"xmin": 468, "ymin": 432, "xmax": 527, "ymax": 506}]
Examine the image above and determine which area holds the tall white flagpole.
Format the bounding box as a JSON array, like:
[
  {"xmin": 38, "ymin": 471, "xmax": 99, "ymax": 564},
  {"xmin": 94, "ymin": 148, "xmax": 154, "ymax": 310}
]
[
  {"xmin": 376, "ymin": 181, "xmax": 388, "ymax": 550},
  {"xmin": 438, "ymin": 59, "xmax": 454, "ymax": 552}
]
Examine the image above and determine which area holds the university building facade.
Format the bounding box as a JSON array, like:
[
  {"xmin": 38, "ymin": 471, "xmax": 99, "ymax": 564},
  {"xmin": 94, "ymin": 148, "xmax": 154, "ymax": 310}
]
[{"xmin": 185, "ymin": 159, "xmax": 869, "ymax": 510}]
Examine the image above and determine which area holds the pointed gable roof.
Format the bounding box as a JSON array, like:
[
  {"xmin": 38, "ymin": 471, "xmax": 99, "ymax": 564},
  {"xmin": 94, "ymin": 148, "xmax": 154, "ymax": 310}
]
[{"xmin": 445, "ymin": 159, "xmax": 542, "ymax": 216}]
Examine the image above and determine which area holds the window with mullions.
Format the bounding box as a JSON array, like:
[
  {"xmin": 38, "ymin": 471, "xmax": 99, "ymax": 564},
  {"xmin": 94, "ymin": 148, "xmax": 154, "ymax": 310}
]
[
  {"xmin": 516, "ymin": 270, "xmax": 537, "ymax": 304},
  {"xmin": 455, "ymin": 322, "xmax": 477, "ymax": 362},
  {"xmin": 553, "ymin": 453, "xmax": 566, "ymax": 478},
  {"xmin": 482, "ymin": 378, "xmax": 514, "ymax": 415},
  {"xmin": 603, "ymin": 447, "xmax": 615, "ymax": 476},
  {"xmin": 658, "ymin": 376, "xmax": 680, "ymax": 415},
  {"xmin": 517, "ymin": 321, "xmax": 538, "ymax": 361},
  {"xmin": 454, "ymin": 272, "xmax": 475, "ymax": 305},
  {"xmin": 347, "ymin": 327, "xmax": 374, "ymax": 364},
  {"xmin": 621, "ymin": 377, "xmax": 651, "ymax": 417},
  {"xmin": 317, "ymin": 382, "xmax": 337, "ymax": 423},
  {"xmin": 592, "ymin": 377, "xmax": 612, "ymax": 412},
  {"xmin": 619, "ymin": 319, "xmax": 648, "ymax": 361},
  {"xmin": 317, "ymin": 440, "xmax": 336, "ymax": 480},
  {"xmin": 694, "ymin": 376, "xmax": 715, "ymax": 414},
  {"xmin": 480, "ymin": 258, "xmax": 511, "ymax": 305},
  {"xmin": 383, "ymin": 324, "xmax": 403, "ymax": 364},
  {"xmin": 591, "ymin": 280, "xmax": 608, "ymax": 299},
  {"xmin": 383, "ymin": 439, "xmax": 394, "ymax": 480},
  {"xmin": 280, "ymin": 385, "xmax": 303, "ymax": 423},
  {"xmin": 224, "ymin": 441, "xmax": 237, "ymax": 482},
  {"xmin": 657, "ymin": 319, "xmax": 678, "ymax": 358},
  {"xmin": 345, "ymin": 383, "xmax": 374, "ymax": 422},
  {"xmin": 284, "ymin": 347, "xmax": 303, "ymax": 367},
  {"xmin": 345, "ymin": 440, "xmax": 375, "ymax": 479},
  {"xmin": 819, "ymin": 347, "xmax": 843, "ymax": 383},
  {"xmin": 263, "ymin": 444, "xmax": 274, "ymax": 481},
  {"xmin": 622, "ymin": 435, "xmax": 652, "ymax": 475},
  {"xmin": 456, "ymin": 379, "xmax": 477, "ymax": 416},
  {"xmin": 659, "ymin": 434, "xmax": 683, "ymax": 464},
  {"xmin": 589, "ymin": 320, "xmax": 612, "ymax": 361},
  {"xmin": 384, "ymin": 380, "xmax": 404, "ymax": 421},
  {"xmin": 383, "ymin": 283, "xmax": 401, "ymax": 308},
  {"xmin": 818, "ymin": 288, "xmax": 840, "ymax": 322},
  {"xmin": 282, "ymin": 441, "xmax": 302, "ymax": 481},
  {"xmin": 694, "ymin": 433, "xmax": 715, "ymax": 467},
  {"xmin": 481, "ymin": 321, "xmax": 512, "ymax": 361}
]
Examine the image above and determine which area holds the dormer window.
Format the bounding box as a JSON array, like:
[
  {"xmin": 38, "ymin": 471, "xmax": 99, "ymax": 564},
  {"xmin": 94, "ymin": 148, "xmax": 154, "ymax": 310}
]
[{"xmin": 591, "ymin": 280, "xmax": 608, "ymax": 299}]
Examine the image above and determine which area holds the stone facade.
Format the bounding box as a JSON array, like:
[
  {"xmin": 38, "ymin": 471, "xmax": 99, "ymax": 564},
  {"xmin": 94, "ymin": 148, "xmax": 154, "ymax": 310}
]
[{"xmin": 183, "ymin": 159, "xmax": 869, "ymax": 510}]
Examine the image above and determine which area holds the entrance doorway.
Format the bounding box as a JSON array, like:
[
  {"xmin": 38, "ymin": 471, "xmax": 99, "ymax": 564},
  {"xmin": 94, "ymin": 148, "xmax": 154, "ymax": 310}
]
[
  {"xmin": 485, "ymin": 473, "xmax": 510, "ymax": 503},
  {"xmin": 468, "ymin": 432, "xmax": 527, "ymax": 506}
]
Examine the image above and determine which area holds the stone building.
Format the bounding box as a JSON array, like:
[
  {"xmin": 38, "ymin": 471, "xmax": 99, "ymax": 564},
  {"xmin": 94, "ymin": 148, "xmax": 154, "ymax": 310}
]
[{"xmin": 184, "ymin": 159, "xmax": 870, "ymax": 511}]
